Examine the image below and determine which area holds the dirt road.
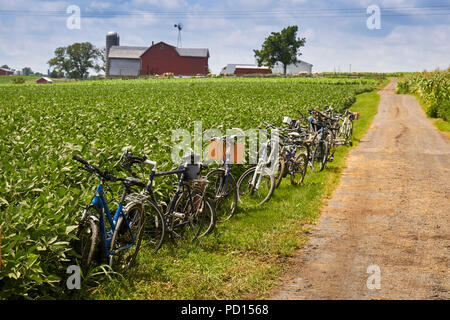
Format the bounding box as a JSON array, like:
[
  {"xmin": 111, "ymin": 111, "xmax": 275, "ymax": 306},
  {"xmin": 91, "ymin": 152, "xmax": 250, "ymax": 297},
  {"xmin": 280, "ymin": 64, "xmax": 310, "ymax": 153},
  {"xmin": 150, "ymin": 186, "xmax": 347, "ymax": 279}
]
[{"xmin": 269, "ymin": 79, "xmax": 450, "ymax": 299}]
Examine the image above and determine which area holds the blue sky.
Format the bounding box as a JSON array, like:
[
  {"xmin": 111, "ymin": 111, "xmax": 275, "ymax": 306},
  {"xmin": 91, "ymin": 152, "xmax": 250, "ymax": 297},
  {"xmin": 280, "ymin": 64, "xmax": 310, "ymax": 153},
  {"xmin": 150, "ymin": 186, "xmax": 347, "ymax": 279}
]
[{"xmin": 0, "ymin": 0, "xmax": 449, "ymax": 74}]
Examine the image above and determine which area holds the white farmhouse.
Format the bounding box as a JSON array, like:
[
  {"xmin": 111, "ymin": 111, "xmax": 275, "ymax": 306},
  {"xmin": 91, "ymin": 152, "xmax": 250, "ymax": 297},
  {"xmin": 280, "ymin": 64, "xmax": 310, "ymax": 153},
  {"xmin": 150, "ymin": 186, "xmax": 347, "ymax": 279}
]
[{"xmin": 272, "ymin": 60, "xmax": 313, "ymax": 75}]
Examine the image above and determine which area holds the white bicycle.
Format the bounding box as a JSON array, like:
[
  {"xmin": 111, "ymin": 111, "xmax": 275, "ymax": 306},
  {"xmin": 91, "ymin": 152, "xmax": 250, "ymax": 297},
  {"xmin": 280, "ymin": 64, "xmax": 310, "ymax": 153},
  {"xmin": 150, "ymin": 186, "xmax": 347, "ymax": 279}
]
[{"xmin": 237, "ymin": 124, "xmax": 280, "ymax": 207}]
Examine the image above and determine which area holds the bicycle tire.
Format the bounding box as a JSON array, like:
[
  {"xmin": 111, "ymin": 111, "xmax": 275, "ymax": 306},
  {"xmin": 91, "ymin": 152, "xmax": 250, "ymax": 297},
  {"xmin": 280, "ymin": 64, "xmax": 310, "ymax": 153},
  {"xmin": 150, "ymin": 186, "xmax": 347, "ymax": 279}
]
[
  {"xmin": 174, "ymin": 186, "xmax": 216, "ymax": 238},
  {"xmin": 274, "ymin": 157, "xmax": 286, "ymax": 188},
  {"xmin": 74, "ymin": 213, "xmax": 98, "ymax": 276},
  {"xmin": 142, "ymin": 199, "xmax": 166, "ymax": 253},
  {"xmin": 237, "ymin": 166, "xmax": 275, "ymax": 207},
  {"xmin": 290, "ymin": 152, "xmax": 308, "ymax": 185},
  {"xmin": 312, "ymin": 138, "xmax": 329, "ymax": 172},
  {"xmin": 109, "ymin": 202, "xmax": 145, "ymax": 272},
  {"xmin": 310, "ymin": 133, "xmax": 324, "ymax": 172},
  {"xmin": 205, "ymin": 169, "xmax": 238, "ymax": 223}
]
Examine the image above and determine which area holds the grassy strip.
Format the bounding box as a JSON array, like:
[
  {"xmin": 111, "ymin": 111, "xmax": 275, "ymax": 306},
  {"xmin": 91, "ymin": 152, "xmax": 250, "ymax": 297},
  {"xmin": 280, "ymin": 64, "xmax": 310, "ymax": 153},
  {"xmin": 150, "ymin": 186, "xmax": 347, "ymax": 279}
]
[{"xmin": 72, "ymin": 89, "xmax": 381, "ymax": 300}]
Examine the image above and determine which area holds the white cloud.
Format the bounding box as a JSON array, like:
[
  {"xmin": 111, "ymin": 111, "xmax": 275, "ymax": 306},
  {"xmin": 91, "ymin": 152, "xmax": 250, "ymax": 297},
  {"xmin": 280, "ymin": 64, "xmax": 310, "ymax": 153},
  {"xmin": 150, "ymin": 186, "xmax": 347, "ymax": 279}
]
[{"xmin": 130, "ymin": 0, "xmax": 188, "ymax": 9}]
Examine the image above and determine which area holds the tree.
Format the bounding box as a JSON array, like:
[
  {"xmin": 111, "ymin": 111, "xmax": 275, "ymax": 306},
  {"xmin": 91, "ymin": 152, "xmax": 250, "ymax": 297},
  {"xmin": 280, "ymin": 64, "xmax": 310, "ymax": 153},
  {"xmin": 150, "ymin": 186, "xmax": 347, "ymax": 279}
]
[
  {"xmin": 94, "ymin": 47, "xmax": 106, "ymax": 74},
  {"xmin": 254, "ymin": 25, "xmax": 306, "ymax": 76},
  {"xmin": 22, "ymin": 67, "xmax": 34, "ymax": 76},
  {"xmin": 48, "ymin": 42, "xmax": 103, "ymax": 79}
]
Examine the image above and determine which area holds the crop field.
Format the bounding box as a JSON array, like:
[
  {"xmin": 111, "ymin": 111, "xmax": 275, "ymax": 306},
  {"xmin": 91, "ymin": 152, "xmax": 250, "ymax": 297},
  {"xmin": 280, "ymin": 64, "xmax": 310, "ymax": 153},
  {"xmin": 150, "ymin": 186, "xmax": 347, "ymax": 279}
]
[
  {"xmin": 397, "ymin": 68, "xmax": 450, "ymax": 127},
  {"xmin": 0, "ymin": 77, "xmax": 378, "ymax": 299}
]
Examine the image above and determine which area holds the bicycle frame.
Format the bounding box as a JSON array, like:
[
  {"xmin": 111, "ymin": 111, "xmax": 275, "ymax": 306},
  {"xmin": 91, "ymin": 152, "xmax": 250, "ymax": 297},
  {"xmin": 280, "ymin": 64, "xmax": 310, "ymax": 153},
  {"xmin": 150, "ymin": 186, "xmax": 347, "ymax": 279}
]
[
  {"xmin": 251, "ymin": 132, "xmax": 280, "ymax": 189},
  {"xmin": 143, "ymin": 167, "xmax": 197, "ymax": 232},
  {"xmin": 88, "ymin": 183, "xmax": 135, "ymax": 259}
]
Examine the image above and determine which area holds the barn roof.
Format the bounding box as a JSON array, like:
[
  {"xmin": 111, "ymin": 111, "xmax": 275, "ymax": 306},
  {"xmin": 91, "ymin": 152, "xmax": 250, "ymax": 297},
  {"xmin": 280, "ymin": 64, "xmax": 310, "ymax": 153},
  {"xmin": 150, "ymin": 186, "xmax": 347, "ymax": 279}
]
[
  {"xmin": 0, "ymin": 67, "xmax": 12, "ymax": 72},
  {"xmin": 140, "ymin": 42, "xmax": 209, "ymax": 58},
  {"xmin": 108, "ymin": 46, "xmax": 148, "ymax": 59},
  {"xmin": 235, "ymin": 65, "xmax": 270, "ymax": 70},
  {"xmin": 175, "ymin": 47, "xmax": 209, "ymax": 58}
]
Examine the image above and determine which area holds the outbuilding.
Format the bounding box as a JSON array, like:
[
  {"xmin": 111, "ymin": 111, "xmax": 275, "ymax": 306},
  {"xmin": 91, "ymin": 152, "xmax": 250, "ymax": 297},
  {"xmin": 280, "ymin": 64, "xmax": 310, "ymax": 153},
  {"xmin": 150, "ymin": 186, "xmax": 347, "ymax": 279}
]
[
  {"xmin": 36, "ymin": 77, "xmax": 53, "ymax": 84},
  {"xmin": 0, "ymin": 68, "xmax": 13, "ymax": 76},
  {"xmin": 220, "ymin": 64, "xmax": 272, "ymax": 76},
  {"xmin": 108, "ymin": 46, "xmax": 148, "ymax": 77}
]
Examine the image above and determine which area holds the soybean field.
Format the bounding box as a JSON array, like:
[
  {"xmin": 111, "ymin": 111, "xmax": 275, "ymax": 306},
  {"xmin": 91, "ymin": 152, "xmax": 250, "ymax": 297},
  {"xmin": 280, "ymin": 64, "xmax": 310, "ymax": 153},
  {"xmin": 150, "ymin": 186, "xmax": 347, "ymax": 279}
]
[{"xmin": 0, "ymin": 77, "xmax": 376, "ymax": 299}]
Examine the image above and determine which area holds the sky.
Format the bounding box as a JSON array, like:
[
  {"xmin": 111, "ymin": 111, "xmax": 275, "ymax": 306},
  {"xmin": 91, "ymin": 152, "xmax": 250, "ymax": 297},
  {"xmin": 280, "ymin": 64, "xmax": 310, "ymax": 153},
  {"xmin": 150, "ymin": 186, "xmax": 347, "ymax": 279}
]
[{"xmin": 0, "ymin": 0, "xmax": 449, "ymax": 74}]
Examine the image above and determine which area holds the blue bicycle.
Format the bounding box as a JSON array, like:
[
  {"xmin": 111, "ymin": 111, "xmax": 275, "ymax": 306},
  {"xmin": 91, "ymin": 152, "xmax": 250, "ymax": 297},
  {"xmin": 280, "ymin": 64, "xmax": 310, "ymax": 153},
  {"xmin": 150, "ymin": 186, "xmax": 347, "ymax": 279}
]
[{"xmin": 72, "ymin": 155, "xmax": 146, "ymax": 274}]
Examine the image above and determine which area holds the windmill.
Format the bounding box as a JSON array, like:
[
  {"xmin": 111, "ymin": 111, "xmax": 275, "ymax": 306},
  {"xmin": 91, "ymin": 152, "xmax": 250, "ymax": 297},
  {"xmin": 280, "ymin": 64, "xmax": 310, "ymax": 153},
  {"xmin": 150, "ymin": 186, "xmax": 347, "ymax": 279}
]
[{"xmin": 174, "ymin": 23, "xmax": 183, "ymax": 47}]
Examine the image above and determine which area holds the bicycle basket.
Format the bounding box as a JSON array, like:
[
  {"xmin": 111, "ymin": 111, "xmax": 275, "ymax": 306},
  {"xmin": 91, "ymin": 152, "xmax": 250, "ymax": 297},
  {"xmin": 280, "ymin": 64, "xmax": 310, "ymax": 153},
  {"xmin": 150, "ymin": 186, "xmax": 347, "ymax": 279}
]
[
  {"xmin": 207, "ymin": 139, "xmax": 245, "ymax": 164},
  {"xmin": 177, "ymin": 163, "xmax": 200, "ymax": 181},
  {"xmin": 178, "ymin": 151, "xmax": 202, "ymax": 181}
]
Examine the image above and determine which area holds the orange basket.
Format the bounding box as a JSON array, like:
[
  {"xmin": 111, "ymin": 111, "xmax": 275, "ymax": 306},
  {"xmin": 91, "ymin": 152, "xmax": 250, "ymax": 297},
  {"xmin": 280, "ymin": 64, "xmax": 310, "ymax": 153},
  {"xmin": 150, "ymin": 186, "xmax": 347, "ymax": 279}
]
[{"xmin": 207, "ymin": 140, "xmax": 245, "ymax": 164}]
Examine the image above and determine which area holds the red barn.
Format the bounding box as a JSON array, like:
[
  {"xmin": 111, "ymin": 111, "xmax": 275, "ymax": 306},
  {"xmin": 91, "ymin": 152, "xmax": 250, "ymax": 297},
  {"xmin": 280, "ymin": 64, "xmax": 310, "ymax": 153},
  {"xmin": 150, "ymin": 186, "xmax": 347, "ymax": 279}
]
[
  {"xmin": 234, "ymin": 66, "xmax": 271, "ymax": 75},
  {"xmin": 140, "ymin": 42, "xmax": 209, "ymax": 76},
  {"xmin": 0, "ymin": 68, "xmax": 13, "ymax": 76}
]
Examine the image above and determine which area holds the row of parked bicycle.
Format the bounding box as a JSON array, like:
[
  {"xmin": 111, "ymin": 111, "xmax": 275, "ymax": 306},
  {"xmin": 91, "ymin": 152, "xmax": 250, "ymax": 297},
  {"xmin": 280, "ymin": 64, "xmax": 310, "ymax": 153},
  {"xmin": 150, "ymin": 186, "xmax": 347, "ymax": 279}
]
[{"xmin": 71, "ymin": 106, "xmax": 359, "ymax": 275}]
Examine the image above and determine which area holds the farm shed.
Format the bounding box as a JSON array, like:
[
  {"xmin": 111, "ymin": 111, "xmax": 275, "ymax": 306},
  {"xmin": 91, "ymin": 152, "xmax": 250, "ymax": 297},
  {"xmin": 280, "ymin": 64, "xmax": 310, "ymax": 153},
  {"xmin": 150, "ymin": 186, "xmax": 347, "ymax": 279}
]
[
  {"xmin": 108, "ymin": 46, "xmax": 147, "ymax": 77},
  {"xmin": 0, "ymin": 68, "xmax": 13, "ymax": 76},
  {"xmin": 36, "ymin": 77, "xmax": 53, "ymax": 84},
  {"xmin": 271, "ymin": 60, "xmax": 313, "ymax": 75},
  {"xmin": 220, "ymin": 64, "xmax": 271, "ymax": 76},
  {"xmin": 140, "ymin": 42, "xmax": 209, "ymax": 76}
]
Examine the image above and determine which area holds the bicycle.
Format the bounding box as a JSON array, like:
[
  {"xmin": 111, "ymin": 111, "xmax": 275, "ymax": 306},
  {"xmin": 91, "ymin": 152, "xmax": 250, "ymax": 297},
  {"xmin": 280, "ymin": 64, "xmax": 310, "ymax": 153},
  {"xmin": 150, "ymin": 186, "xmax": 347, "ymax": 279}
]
[
  {"xmin": 121, "ymin": 150, "xmax": 216, "ymax": 250},
  {"xmin": 205, "ymin": 134, "xmax": 244, "ymax": 223},
  {"xmin": 273, "ymin": 123, "xmax": 309, "ymax": 188},
  {"xmin": 72, "ymin": 155, "xmax": 146, "ymax": 274},
  {"xmin": 237, "ymin": 123, "xmax": 279, "ymax": 207}
]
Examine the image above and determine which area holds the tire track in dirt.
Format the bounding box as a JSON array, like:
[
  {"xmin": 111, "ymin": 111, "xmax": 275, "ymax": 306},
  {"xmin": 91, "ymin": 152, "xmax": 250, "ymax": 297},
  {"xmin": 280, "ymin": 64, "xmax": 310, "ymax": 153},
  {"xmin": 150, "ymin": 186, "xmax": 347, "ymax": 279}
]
[{"xmin": 269, "ymin": 79, "xmax": 450, "ymax": 300}]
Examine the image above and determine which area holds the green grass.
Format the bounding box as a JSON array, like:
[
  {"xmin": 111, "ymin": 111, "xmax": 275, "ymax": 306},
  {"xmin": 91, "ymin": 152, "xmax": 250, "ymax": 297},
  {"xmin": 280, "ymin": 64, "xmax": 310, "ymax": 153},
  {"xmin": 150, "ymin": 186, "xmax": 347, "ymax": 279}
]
[
  {"xmin": 0, "ymin": 75, "xmax": 41, "ymax": 84},
  {"xmin": 69, "ymin": 89, "xmax": 382, "ymax": 300}
]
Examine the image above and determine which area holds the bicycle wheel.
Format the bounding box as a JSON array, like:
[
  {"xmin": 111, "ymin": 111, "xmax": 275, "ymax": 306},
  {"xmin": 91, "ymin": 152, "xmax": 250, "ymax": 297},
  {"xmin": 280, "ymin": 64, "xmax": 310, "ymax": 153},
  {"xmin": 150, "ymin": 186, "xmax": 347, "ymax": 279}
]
[
  {"xmin": 290, "ymin": 152, "xmax": 308, "ymax": 185},
  {"xmin": 345, "ymin": 121, "xmax": 353, "ymax": 143},
  {"xmin": 310, "ymin": 133, "xmax": 323, "ymax": 172},
  {"xmin": 175, "ymin": 186, "xmax": 216, "ymax": 238},
  {"xmin": 74, "ymin": 214, "xmax": 98, "ymax": 276},
  {"xmin": 312, "ymin": 138, "xmax": 329, "ymax": 172},
  {"xmin": 205, "ymin": 169, "xmax": 238, "ymax": 223},
  {"xmin": 274, "ymin": 157, "xmax": 286, "ymax": 188},
  {"xmin": 237, "ymin": 166, "xmax": 275, "ymax": 207},
  {"xmin": 109, "ymin": 202, "xmax": 145, "ymax": 272},
  {"xmin": 142, "ymin": 199, "xmax": 166, "ymax": 253},
  {"xmin": 190, "ymin": 189, "xmax": 216, "ymax": 238}
]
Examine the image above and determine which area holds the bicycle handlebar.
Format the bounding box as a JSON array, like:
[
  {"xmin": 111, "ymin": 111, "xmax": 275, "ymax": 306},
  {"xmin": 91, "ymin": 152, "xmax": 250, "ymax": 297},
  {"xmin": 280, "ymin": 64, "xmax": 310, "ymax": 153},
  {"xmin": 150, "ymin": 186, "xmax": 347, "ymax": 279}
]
[{"xmin": 73, "ymin": 155, "xmax": 120, "ymax": 182}]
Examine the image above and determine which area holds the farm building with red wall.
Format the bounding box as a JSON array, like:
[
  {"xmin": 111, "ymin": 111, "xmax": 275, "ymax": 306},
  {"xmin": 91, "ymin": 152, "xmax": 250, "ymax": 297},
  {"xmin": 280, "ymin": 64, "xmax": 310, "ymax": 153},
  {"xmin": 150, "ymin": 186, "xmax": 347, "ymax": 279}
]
[
  {"xmin": 36, "ymin": 77, "xmax": 53, "ymax": 84},
  {"xmin": 220, "ymin": 64, "xmax": 271, "ymax": 76},
  {"xmin": 140, "ymin": 42, "xmax": 209, "ymax": 76},
  {"xmin": 105, "ymin": 32, "xmax": 209, "ymax": 77},
  {"xmin": 234, "ymin": 66, "xmax": 271, "ymax": 75},
  {"xmin": 0, "ymin": 68, "xmax": 13, "ymax": 76}
]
